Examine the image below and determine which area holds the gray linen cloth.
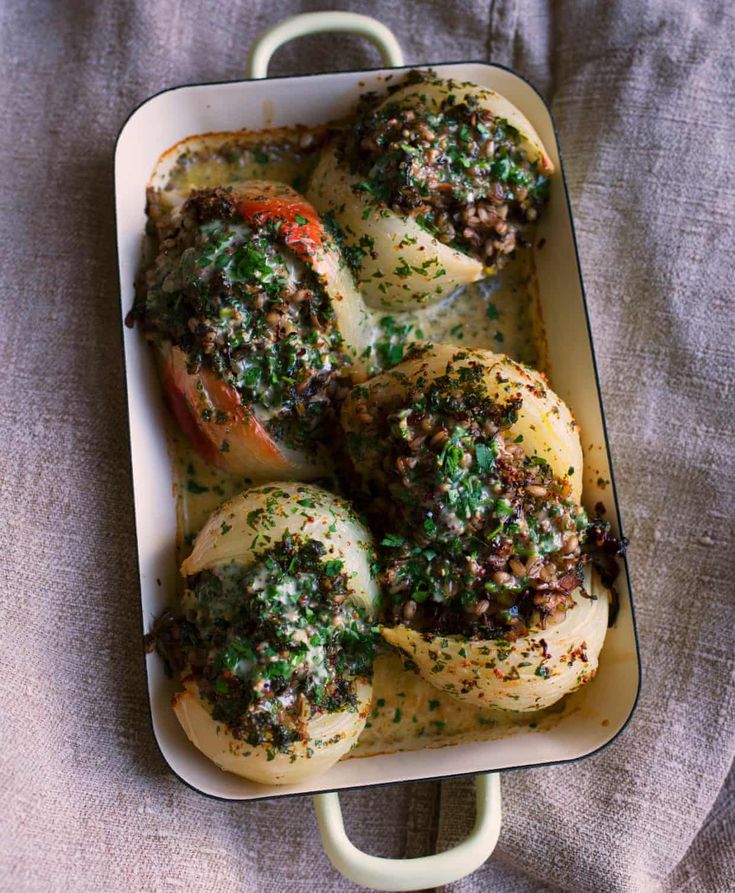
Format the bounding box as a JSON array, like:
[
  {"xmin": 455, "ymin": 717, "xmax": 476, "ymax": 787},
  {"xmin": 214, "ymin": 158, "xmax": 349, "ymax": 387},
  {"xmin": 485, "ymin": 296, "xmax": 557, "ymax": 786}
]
[{"xmin": 1, "ymin": 1, "xmax": 733, "ymax": 890}]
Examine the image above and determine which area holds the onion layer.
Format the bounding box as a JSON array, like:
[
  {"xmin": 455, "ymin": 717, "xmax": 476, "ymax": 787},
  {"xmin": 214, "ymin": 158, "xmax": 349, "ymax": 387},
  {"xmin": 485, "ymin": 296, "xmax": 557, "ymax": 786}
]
[
  {"xmin": 382, "ymin": 570, "xmax": 608, "ymax": 712},
  {"xmin": 182, "ymin": 482, "xmax": 378, "ymax": 614},
  {"xmin": 309, "ymin": 143, "xmax": 483, "ymax": 309},
  {"xmin": 173, "ymin": 677, "xmax": 372, "ymax": 785}
]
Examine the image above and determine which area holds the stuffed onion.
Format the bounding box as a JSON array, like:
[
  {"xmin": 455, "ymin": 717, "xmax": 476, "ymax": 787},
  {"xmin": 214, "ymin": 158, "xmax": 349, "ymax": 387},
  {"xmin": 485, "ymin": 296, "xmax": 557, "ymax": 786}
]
[
  {"xmin": 342, "ymin": 344, "xmax": 615, "ymax": 711},
  {"xmin": 308, "ymin": 72, "xmax": 553, "ymax": 310},
  {"xmin": 136, "ymin": 182, "xmax": 372, "ymax": 480},
  {"xmin": 150, "ymin": 483, "xmax": 379, "ymax": 785}
]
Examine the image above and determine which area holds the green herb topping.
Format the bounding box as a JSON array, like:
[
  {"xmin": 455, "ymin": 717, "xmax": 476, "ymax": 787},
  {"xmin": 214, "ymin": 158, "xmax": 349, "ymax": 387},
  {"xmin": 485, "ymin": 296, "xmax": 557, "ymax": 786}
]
[
  {"xmin": 138, "ymin": 187, "xmax": 350, "ymax": 449},
  {"xmin": 342, "ymin": 72, "xmax": 549, "ymax": 268},
  {"xmin": 347, "ymin": 358, "xmax": 607, "ymax": 639},
  {"xmin": 152, "ymin": 534, "xmax": 376, "ymax": 755}
]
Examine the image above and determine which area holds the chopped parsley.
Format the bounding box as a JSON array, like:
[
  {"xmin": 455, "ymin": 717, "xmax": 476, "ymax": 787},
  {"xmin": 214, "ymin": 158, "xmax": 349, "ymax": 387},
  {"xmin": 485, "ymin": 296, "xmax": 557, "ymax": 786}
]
[
  {"xmin": 151, "ymin": 534, "xmax": 376, "ymax": 756},
  {"xmin": 138, "ymin": 187, "xmax": 350, "ymax": 452},
  {"xmin": 342, "ymin": 72, "xmax": 549, "ymax": 265}
]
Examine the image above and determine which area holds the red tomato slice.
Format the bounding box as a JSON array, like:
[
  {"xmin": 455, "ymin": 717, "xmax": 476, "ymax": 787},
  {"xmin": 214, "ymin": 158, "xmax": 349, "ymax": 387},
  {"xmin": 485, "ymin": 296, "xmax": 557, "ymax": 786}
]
[{"xmin": 233, "ymin": 184, "xmax": 325, "ymax": 264}]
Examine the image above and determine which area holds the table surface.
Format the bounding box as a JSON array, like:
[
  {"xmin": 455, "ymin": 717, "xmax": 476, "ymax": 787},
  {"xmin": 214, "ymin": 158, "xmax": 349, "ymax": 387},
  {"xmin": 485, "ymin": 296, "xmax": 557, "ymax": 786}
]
[{"xmin": 1, "ymin": 2, "xmax": 733, "ymax": 891}]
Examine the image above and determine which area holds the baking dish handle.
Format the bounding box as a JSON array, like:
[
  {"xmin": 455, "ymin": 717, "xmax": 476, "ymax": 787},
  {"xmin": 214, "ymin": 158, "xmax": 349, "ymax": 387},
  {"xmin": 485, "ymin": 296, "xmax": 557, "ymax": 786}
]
[
  {"xmin": 313, "ymin": 773, "xmax": 501, "ymax": 891},
  {"xmin": 246, "ymin": 12, "xmax": 404, "ymax": 79}
]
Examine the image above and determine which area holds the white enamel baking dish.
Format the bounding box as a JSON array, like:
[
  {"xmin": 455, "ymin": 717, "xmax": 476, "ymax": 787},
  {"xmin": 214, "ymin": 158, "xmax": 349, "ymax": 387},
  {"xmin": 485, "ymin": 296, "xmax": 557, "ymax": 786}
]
[{"xmin": 114, "ymin": 12, "xmax": 640, "ymax": 890}]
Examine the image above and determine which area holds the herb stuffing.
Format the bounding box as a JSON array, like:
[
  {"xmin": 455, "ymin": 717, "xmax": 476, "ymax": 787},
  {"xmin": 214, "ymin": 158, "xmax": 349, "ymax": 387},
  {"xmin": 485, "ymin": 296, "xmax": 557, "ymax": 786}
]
[
  {"xmin": 137, "ymin": 187, "xmax": 351, "ymax": 450},
  {"xmin": 342, "ymin": 72, "xmax": 549, "ymax": 269},
  {"xmin": 347, "ymin": 355, "xmax": 618, "ymax": 639},
  {"xmin": 151, "ymin": 534, "xmax": 376, "ymax": 756}
]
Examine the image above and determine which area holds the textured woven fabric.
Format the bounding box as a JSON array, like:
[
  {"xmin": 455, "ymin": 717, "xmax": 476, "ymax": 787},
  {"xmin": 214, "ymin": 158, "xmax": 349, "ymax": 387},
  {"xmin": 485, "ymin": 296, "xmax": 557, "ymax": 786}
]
[{"xmin": 1, "ymin": 1, "xmax": 733, "ymax": 891}]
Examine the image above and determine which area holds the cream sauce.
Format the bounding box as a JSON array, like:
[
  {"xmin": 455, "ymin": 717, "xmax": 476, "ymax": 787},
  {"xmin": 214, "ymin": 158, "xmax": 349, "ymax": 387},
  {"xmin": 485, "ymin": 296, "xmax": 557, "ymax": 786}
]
[
  {"xmin": 150, "ymin": 125, "xmax": 567, "ymax": 759},
  {"xmin": 354, "ymin": 652, "xmax": 568, "ymax": 757}
]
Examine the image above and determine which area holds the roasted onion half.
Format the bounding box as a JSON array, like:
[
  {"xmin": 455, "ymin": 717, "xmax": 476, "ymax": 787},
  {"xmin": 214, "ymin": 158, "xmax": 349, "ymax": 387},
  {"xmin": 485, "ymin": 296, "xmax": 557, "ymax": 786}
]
[
  {"xmin": 341, "ymin": 344, "xmax": 615, "ymax": 712},
  {"xmin": 151, "ymin": 483, "xmax": 379, "ymax": 785},
  {"xmin": 308, "ymin": 72, "xmax": 553, "ymax": 310},
  {"xmin": 136, "ymin": 182, "xmax": 372, "ymax": 481}
]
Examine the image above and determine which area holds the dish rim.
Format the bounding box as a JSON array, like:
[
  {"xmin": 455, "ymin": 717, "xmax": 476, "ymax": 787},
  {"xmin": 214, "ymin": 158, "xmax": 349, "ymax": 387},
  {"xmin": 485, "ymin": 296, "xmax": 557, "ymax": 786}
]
[{"xmin": 113, "ymin": 59, "xmax": 641, "ymax": 803}]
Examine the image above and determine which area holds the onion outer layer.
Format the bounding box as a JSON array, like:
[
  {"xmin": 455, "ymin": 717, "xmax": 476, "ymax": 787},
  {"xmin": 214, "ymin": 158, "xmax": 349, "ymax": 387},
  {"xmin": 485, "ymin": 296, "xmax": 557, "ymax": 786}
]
[
  {"xmin": 309, "ymin": 143, "xmax": 483, "ymax": 310},
  {"xmin": 381, "ymin": 569, "xmax": 608, "ymax": 712},
  {"xmin": 173, "ymin": 677, "xmax": 372, "ymax": 785}
]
